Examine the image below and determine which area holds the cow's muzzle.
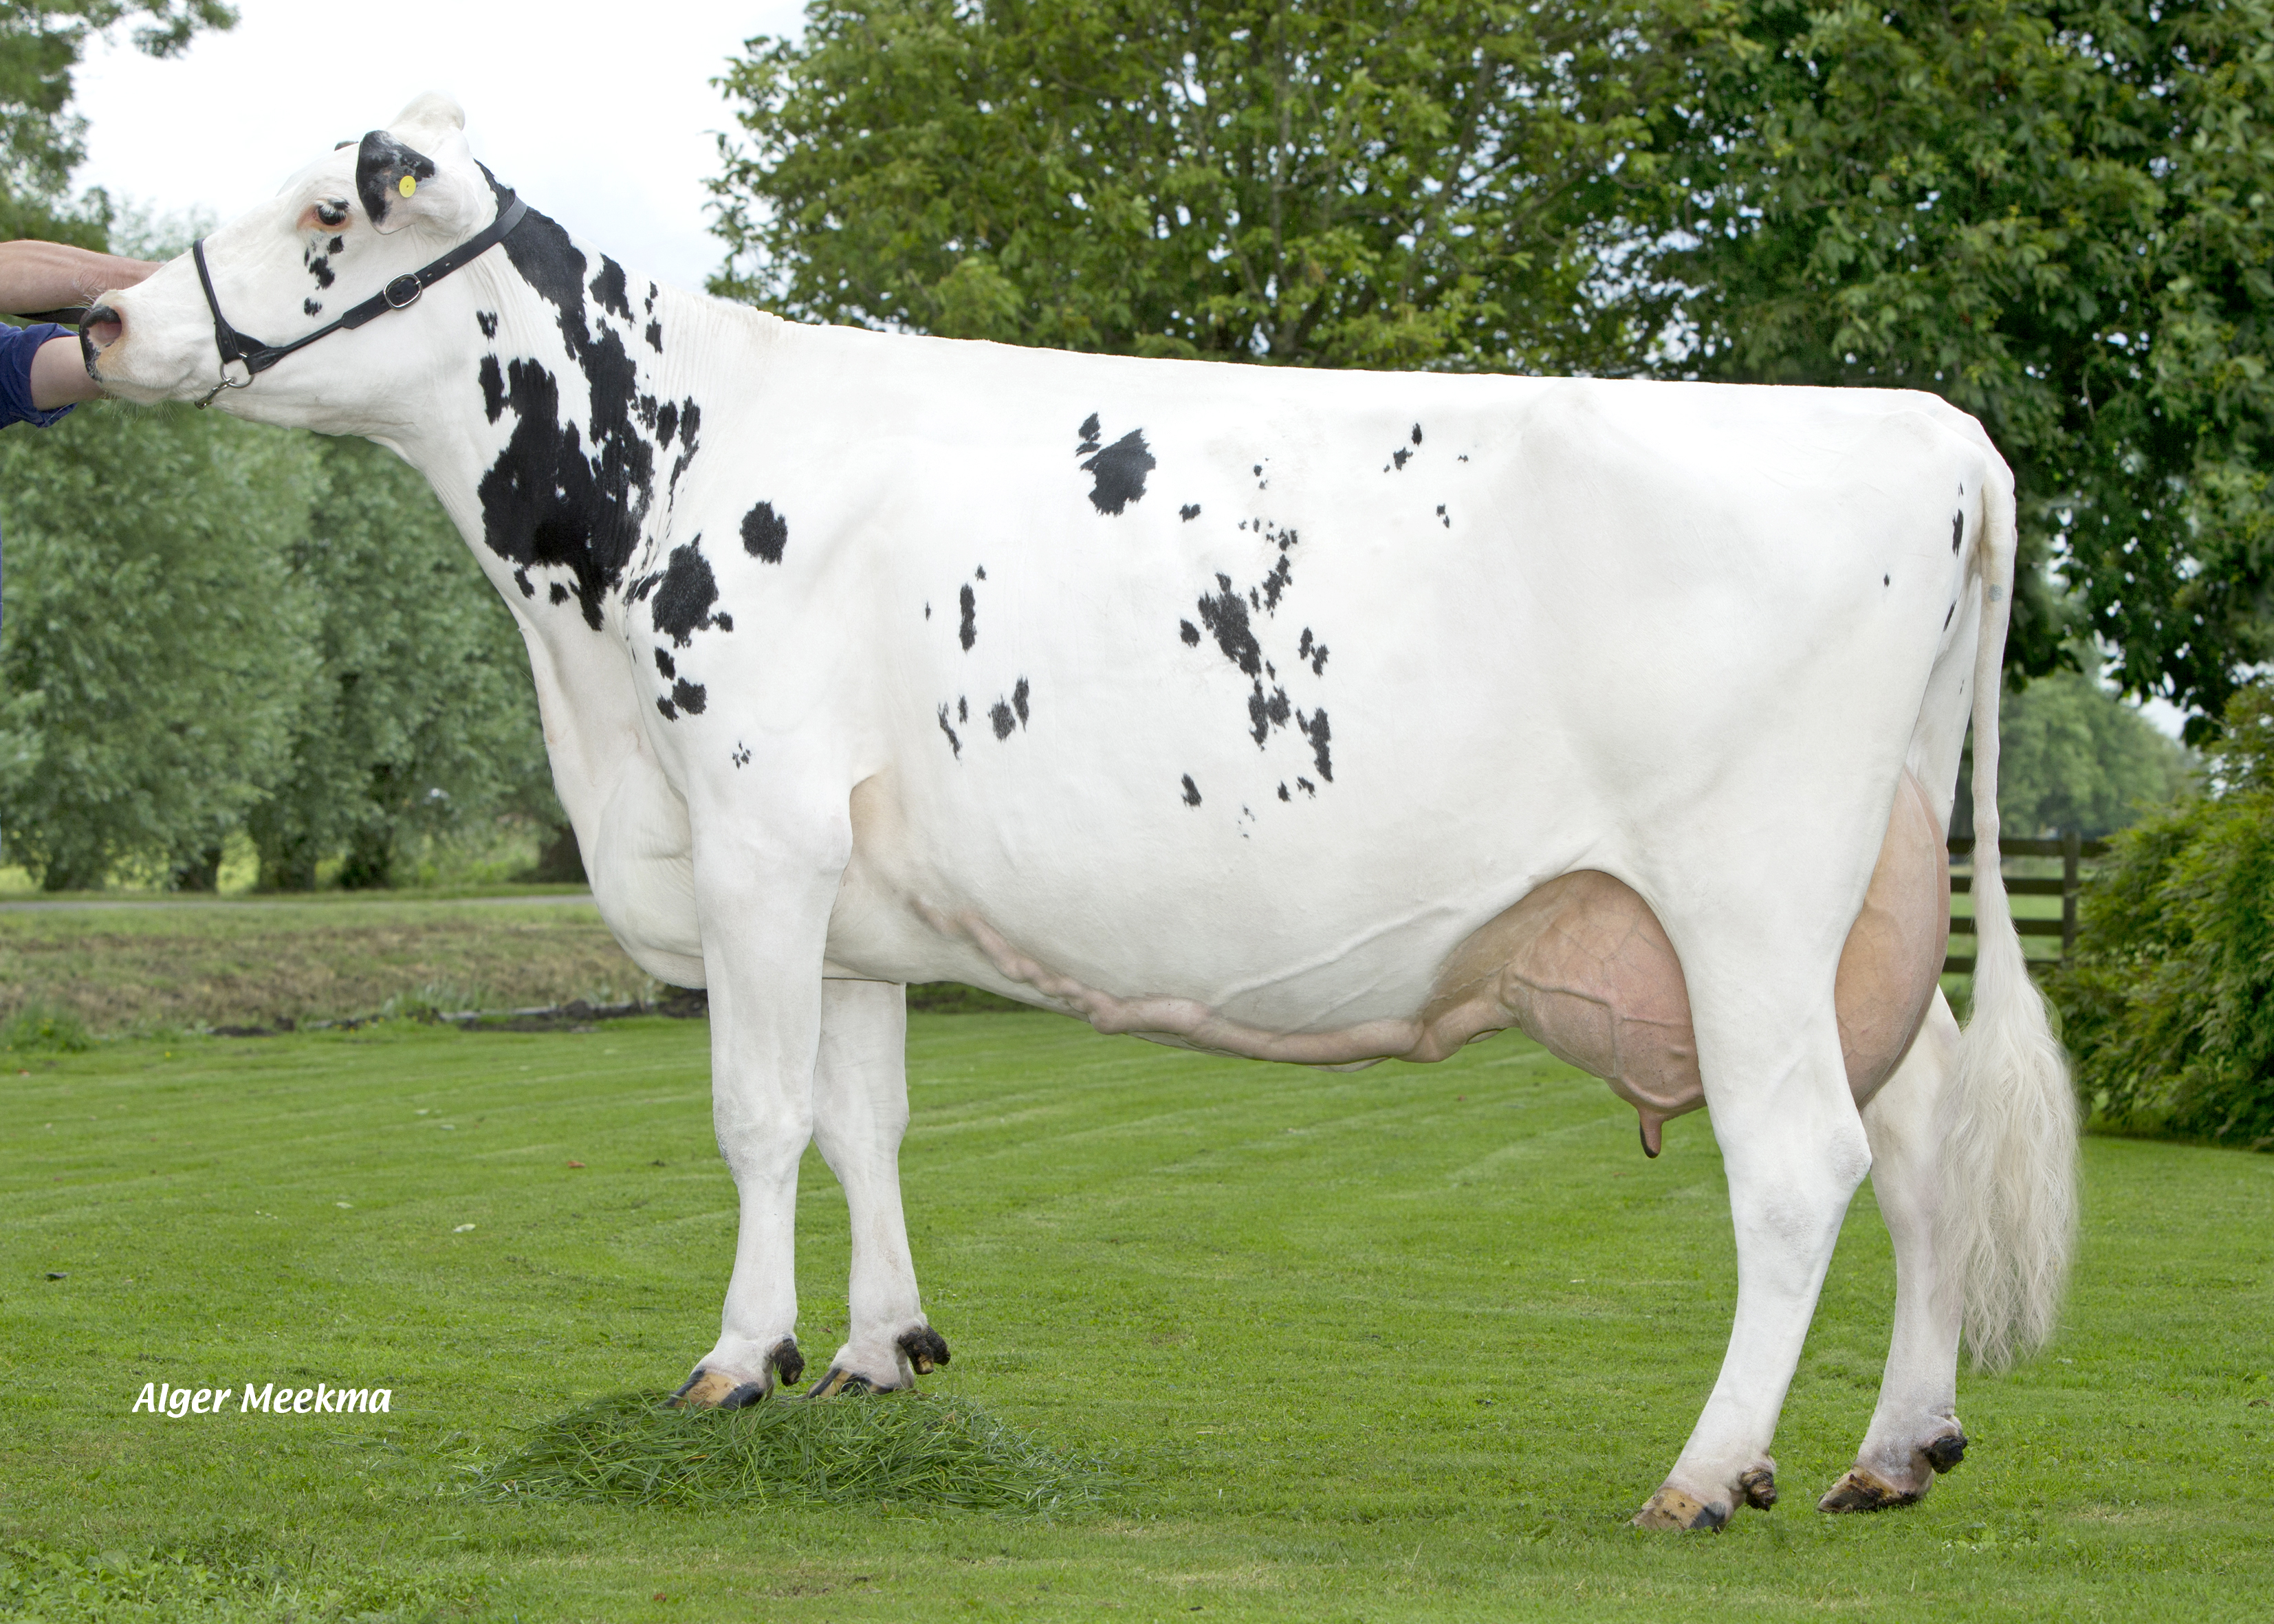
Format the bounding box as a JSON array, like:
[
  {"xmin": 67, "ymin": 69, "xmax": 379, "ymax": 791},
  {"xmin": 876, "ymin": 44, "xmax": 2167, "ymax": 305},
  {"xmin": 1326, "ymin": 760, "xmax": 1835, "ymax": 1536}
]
[{"xmin": 80, "ymin": 303, "xmax": 121, "ymax": 377}]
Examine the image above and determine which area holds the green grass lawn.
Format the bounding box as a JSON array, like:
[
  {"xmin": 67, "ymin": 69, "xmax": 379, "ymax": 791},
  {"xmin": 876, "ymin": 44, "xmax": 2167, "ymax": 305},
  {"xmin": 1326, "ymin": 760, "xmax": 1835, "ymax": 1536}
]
[{"xmin": 3, "ymin": 1013, "xmax": 2269, "ymax": 1621}]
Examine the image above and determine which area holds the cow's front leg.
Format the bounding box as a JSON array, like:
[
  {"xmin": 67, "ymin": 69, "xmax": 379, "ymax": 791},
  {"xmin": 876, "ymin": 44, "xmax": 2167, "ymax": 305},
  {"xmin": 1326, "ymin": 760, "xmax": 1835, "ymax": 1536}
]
[
  {"xmin": 1822, "ymin": 991, "xmax": 1968, "ymax": 1510},
  {"xmin": 802, "ymin": 977, "xmax": 950, "ymax": 1396},
  {"xmin": 1635, "ymin": 1002, "xmax": 1871, "ymax": 1529},
  {"xmin": 670, "ymin": 802, "xmax": 850, "ymax": 1409}
]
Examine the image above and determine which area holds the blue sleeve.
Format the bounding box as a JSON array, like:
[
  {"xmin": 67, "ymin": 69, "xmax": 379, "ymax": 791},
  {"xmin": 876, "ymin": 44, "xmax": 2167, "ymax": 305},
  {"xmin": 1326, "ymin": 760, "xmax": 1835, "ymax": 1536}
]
[{"xmin": 0, "ymin": 322, "xmax": 76, "ymax": 428}]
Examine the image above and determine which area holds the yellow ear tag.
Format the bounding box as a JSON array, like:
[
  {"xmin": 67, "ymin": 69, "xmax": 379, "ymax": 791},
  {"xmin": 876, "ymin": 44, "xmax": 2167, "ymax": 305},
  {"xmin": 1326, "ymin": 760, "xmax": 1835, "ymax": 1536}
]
[{"xmin": 398, "ymin": 175, "xmax": 417, "ymax": 199}]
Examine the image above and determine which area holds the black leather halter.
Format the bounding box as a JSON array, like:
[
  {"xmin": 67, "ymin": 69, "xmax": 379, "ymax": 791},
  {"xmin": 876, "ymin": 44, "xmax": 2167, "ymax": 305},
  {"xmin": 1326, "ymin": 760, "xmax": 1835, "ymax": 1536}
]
[{"xmin": 189, "ymin": 192, "xmax": 529, "ymax": 406}]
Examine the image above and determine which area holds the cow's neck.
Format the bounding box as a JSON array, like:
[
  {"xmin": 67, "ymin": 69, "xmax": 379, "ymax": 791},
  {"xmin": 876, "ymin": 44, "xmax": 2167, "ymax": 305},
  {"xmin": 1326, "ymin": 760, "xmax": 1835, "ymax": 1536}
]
[{"xmin": 380, "ymin": 201, "xmax": 755, "ymax": 826}]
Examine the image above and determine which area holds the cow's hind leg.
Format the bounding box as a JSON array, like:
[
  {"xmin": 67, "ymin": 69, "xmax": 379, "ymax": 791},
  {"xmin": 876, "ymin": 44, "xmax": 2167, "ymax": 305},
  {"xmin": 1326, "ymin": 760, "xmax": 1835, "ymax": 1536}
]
[
  {"xmin": 1635, "ymin": 987, "xmax": 1871, "ymax": 1530},
  {"xmin": 804, "ymin": 978, "xmax": 948, "ymax": 1396},
  {"xmin": 1822, "ymin": 991, "xmax": 1968, "ymax": 1511}
]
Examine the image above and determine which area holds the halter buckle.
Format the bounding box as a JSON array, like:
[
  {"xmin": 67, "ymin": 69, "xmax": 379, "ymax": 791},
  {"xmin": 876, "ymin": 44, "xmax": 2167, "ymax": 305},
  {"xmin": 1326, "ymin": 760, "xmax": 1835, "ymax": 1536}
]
[{"xmin": 382, "ymin": 274, "xmax": 422, "ymax": 309}]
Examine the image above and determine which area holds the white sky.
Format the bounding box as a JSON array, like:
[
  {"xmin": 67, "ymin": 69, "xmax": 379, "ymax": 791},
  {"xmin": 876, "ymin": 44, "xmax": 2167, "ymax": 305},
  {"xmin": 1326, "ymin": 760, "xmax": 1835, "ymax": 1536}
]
[{"xmin": 68, "ymin": 0, "xmax": 807, "ymax": 292}]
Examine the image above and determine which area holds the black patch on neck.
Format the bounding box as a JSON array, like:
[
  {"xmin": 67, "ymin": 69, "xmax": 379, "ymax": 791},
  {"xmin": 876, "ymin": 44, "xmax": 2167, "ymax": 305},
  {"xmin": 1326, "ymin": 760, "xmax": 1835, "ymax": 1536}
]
[
  {"xmin": 590, "ymin": 258, "xmax": 633, "ymax": 320},
  {"xmin": 478, "ymin": 355, "xmax": 505, "ymax": 423},
  {"xmin": 653, "ymin": 543, "xmax": 720, "ymax": 646},
  {"xmin": 477, "ymin": 310, "xmax": 499, "ymax": 338}
]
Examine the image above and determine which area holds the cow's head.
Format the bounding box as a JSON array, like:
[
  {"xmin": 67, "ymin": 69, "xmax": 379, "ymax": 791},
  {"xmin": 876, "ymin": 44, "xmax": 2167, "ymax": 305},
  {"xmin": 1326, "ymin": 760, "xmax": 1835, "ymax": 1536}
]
[{"xmin": 85, "ymin": 94, "xmax": 499, "ymax": 434}]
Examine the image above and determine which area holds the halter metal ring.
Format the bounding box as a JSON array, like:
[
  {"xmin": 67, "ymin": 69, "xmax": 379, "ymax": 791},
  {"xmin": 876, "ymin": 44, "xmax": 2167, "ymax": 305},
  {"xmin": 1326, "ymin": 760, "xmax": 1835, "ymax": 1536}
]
[{"xmin": 382, "ymin": 274, "xmax": 422, "ymax": 309}]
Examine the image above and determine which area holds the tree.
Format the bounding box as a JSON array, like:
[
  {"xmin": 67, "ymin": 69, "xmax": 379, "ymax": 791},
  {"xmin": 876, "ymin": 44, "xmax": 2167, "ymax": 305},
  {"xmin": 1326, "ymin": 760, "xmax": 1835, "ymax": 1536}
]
[
  {"xmin": 1652, "ymin": 0, "xmax": 2274, "ymax": 729},
  {"xmin": 0, "ymin": 402, "xmax": 318, "ymax": 889},
  {"xmin": 710, "ymin": 0, "xmax": 1675, "ymax": 372},
  {"xmin": 1997, "ymin": 664, "xmax": 2193, "ymax": 837},
  {"xmin": 245, "ymin": 438, "xmax": 551, "ymax": 891},
  {"xmin": 712, "ymin": 0, "xmax": 2274, "ymax": 734},
  {"xmin": 2053, "ymin": 675, "xmax": 2274, "ymax": 1145},
  {"xmin": 0, "ymin": 0, "xmax": 235, "ymax": 243}
]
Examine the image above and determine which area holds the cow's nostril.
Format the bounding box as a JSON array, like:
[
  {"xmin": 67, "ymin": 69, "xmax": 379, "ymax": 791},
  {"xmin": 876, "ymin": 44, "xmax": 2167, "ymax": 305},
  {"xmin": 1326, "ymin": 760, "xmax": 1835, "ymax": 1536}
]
[{"xmin": 83, "ymin": 304, "xmax": 122, "ymax": 348}]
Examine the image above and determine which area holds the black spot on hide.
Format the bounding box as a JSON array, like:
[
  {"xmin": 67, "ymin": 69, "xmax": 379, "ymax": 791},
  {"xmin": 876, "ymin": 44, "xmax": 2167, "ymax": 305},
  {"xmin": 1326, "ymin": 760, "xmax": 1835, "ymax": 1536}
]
[
  {"xmin": 1392, "ymin": 447, "xmax": 1411, "ymax": 471},
  {"xmin": 477, "ymin": 310, "xmax": 499, "ymax": 338},
  {"xmin": 989, "ymin": 700, "xmax": 1016, "ymax": 740},
  {"xmin": 306, "ymin": 254, "xmax": 335, "ymax": 290},
  {"xmin": 1411, "ymin": 423, "xmax": 1423, "ymax": 444},
  {"xmin": 1295, "ymin": 776, "xmax": 1315, "ymax": 796},
  {"xmin": 478, "ymin": 355, "xmax": 505, "ymax": 423},
  {"xmin": 654, "ymin": 647, "xmax": 675, "ymax": 677},
  {"xmin": 1297, "ymin": 709, "xmax": 1334, "ymax": 781},
  {"xmin": 741, "ymin": 501, "xmax": 787, "ymax": 564},
  {"xmin": 656, "ymin": 696, "xmax": 677, "ymax": 720},
  {"xmin": 1181, "ymin": 774, "xmax": 1202, "ymax": 806},
  {"xmin": 356, "ymin": 129, "xmax": 437, "ymax": 226},
  {"xmin": 1260, "ymin": 556, "xmax": 1291, "ymax": 611},
  {"xmin": 958, "ymin": 584, "xmax": 977, "ymax": 651},
  {"xmin": 653, "ymin": 543, "xmax": 720, "ymax": 646},
  {"xmin": 590, "ymin": 258, "xmax": 633, "ymax": 320},
  {"xmin": 1195, "ymin": 575, "xmax": 1261, "ymax": 677},
  {"xmin": 1012, "ymin": 677, "xmax": 1029, "ymax": 726},
  {"xmin": 547, "ymin": 582, "xmax": 568, "ymax": 606},
  {"xmin": 327, "ymin": 236, "xmax": 345, "ymax": 255},
  {"xmin": 1298, "ymin": 627, "xmax": 1328, "ymax": 674},
  {"xmin": 513, "ymin": 568, "xmax": 533, "ymax": 598},
  {"xmin": 645, "ymin": 319, "xmax": 663, "ymax": 353},
  {"xmin": 1077, "ymin": 419, "xmax": 1155, "ymax": 516},
  {"xmin": 303, "ymin": 298, "xmax": 322, "ymax": 316},
  {"xmin": 975, "ymin": 564, "xmax": 986, "ymax": 580},
  {"xmin": 1952, "ymin": 512, "xmax": 1964, "ymax": 553},
  {"xmin": 1945, "ymin": 602, "xmax": 1956, "ymax": 629},
  {"xmin": 1276, "ymin": 782, "xmax": 1290, "ymax": 802},
  {"xmin": 655, "ymin": 399, "xmax": 678, "ymax": 449},
  {"xmin": 1179, "ymin": 619, "xmax": 1201, "ymax": 646},
  {"xmin": 957, "ymin": 697, "xmax": 968, "ymax": 723},
  {"xmin": 671, "ymin": 678, "xmax": 707, "ymax": 716},
  {"xmin": 475, "ymin": 351, "xmax": 654, "ymax": 629},
  {"xmin": 1247, "ymin": 682, "xmax": 1291, "ymax": 746},
  {"xmin": 1181, "ymin": 503, "xmax": 1201, "ymax": 521},
  {"xmin": 937, "ymin": 705, "xmax": 962, "ymax": 758}
]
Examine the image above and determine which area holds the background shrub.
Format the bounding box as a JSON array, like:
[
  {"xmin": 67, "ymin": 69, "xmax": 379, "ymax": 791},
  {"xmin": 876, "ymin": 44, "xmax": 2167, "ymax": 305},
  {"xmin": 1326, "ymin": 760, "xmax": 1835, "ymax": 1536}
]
[{"xmin": 2052, "ymin": 678, "xmax": 2274, "ymax": 1147}]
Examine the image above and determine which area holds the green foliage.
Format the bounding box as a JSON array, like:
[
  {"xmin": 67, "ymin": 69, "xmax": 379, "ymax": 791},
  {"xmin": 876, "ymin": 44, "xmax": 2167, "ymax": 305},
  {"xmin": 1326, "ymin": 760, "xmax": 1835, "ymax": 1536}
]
[
  {"xmin": 1655, "ymin": 0, "xmax": 2274, "ymax": 719},
  {"xmin": 0, "ymin": 1, "xmax": 235, "ymax": 244},
  {"xmin": 710, "ymin": 0, "xmax": 1674, "ymax": 371},
  {"xmin": 715, "ymin": 1, "xmax": 2274, "ymax": 724},
  {"xmin": 0, "ymin": 995, "xmax": 88, "ymax": 1050},
  {"xmin": 481, "ymin": 1390, "xmax": 1106, "ymax": 1510},
  {"xmin": 1997, "ymin": 666, "xmax": 2192, "ymax": 837},
  {"xmin": 2052, "ymin": 677, "xmax": 2274, "ymax": 1146},
  {"xmin": 0, "ymin": 402, "xmax": 320, "ymax": 890},
  {"xmin": 246, "ymin": 438, "xmax": 549, "ymax": 891}
]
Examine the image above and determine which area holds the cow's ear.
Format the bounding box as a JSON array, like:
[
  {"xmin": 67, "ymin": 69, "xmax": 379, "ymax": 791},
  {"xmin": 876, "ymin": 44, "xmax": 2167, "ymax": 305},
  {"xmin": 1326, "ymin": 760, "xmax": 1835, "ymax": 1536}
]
[{"xmin": 356, "ymin": 130, "xmax": 439, "ymax": 233}]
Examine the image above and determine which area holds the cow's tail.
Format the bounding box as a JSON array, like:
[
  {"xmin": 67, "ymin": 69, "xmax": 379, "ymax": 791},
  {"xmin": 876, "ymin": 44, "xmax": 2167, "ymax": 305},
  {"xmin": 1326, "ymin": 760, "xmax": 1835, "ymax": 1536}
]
[{"xmin": 1937, "ymin": 463, "xmax": 2079, "ymax": 1370}]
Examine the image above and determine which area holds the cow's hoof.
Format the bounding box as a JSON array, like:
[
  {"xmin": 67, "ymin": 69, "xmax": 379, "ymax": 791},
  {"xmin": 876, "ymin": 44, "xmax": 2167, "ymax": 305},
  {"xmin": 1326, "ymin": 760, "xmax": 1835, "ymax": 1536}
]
[
  {"xmin": 1631, "ymin": 1486, "xmax": 1727, "ymax": 1530},
  {"xmin": 1817, "ymin": 1467, "xmax": 1921, "ymax": 1513},
  {"xmin": 1924, "ymin": 1430, "xmax": 1968, "ymax": 1474},
  {"xmin": 667, "ymin": 1338, "xmax": 804, "ymax": 1408},
  {"xmin": 896, "ymin": 1325, "xmax": 952, "ymax": 1374},
  {"xmin": 1738, "ymin": 1465, "xmax": 1778, "ymax": 1510},
  {"xmin": 804, "ymin": 1365, "xmax": 884, "ymax": 1399}
]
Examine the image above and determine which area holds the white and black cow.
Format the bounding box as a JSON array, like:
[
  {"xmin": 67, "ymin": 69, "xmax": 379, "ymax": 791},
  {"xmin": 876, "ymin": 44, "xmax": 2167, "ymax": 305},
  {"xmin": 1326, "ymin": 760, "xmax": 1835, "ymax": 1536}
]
[{"xmin": 86, "ymin": 96, "xmax": 2077, "ymax": 1528}]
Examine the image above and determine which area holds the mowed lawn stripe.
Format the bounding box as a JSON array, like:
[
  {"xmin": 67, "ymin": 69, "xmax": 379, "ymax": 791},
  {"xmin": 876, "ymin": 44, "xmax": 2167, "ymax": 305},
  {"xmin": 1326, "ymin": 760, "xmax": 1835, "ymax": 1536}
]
[{"xmin": 1, "ymin": 1013, "xmax": 2268, "ymax": 1620}]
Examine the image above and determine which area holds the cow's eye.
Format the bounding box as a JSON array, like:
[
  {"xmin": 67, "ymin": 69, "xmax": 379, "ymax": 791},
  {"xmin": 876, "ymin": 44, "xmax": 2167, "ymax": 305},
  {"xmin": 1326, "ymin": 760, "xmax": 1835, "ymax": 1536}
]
[{"xmin": 316, "ymin": 199, "xmax": 349, "ymax": 227}]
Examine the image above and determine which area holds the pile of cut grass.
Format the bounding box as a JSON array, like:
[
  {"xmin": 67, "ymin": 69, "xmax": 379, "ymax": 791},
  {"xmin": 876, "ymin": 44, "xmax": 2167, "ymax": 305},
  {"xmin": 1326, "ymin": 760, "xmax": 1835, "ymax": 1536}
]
[{"xmin": 479, "ymin": 1391, "xmax": 1108, "ymax": 1513}]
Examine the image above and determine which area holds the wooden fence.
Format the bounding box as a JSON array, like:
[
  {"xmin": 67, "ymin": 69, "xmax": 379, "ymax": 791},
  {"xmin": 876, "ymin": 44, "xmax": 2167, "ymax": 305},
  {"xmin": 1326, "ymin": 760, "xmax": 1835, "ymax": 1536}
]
[{"xmin": 1943, "ymin": 833, "xmax": 2110, "ymax": 976}]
